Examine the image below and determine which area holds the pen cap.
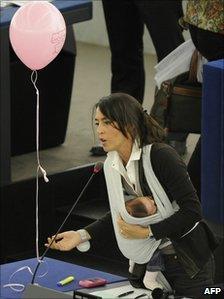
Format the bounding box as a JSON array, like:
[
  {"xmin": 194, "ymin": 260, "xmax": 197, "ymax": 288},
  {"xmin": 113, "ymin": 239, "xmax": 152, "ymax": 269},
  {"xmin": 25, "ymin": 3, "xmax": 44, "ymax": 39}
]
[{"xmin": 57, "ymin": 276, "xmax": 74, "ymax": 286}]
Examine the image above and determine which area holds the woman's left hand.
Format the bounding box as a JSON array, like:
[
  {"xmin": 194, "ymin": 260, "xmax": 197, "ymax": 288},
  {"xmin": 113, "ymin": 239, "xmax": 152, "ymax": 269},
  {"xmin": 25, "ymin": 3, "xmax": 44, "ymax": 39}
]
[{"xmin": 117, "ymin": 215, "xmax": 151, "ymax": 239}]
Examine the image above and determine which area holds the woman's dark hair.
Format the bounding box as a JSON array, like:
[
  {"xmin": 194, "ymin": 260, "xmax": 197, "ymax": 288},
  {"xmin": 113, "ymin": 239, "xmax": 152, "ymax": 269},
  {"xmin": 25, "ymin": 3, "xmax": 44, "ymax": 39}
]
[{"xmin": 93, "ymin": 93, "xmax": 165, "ymax": 147}]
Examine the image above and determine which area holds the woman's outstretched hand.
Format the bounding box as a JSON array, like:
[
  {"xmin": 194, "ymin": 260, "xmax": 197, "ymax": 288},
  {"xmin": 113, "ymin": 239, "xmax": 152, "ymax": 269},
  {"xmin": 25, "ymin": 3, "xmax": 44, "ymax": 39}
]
[
  {"xmin": 45, "ymin": 231, "xmax": 81, "ymax": 251},
  {"xmin": 117, "ymin": 216, "xmax": 152, "ymax": 239}
]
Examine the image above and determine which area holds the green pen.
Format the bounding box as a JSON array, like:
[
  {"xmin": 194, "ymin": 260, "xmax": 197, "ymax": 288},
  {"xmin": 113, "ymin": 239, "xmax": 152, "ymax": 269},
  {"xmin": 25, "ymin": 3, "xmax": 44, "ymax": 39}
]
[{"xmin": 57, "ymin": 275, "xmax": 75, "ymax": 286}]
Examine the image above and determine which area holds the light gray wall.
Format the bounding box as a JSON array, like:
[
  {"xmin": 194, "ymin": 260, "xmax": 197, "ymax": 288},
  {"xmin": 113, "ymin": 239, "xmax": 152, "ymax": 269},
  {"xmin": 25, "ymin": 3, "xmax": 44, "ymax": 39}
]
[{"xmin": 74, "ymin": 0, "xmax": 189, "ymax": 54}]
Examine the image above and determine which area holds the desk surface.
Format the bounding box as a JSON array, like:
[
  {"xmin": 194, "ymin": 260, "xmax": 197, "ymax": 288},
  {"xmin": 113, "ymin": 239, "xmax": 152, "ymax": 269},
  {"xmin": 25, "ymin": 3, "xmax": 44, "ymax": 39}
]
[
  {"xmin": 0, "ymin": 257, "xmax": 127, "ymax": 298},
  {"xmin": 0, "ymin": 0, "xmax": 92, "ymax": 27}
]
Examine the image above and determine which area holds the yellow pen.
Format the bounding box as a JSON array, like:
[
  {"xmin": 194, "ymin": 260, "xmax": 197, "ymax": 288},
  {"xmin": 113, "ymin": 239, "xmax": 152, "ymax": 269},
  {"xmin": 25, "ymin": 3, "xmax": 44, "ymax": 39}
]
[{"xmin": 57, "ymin": 275, "xmax": 75, "ymax": 286}]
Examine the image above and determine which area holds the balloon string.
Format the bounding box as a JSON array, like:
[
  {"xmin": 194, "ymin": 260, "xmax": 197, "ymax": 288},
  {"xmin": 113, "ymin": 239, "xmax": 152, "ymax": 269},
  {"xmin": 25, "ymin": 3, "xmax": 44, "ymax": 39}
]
[
  {"xmin": 31, "ymin": 70, "xmax": 49, "ymax": 262},
  {"xmin": 3, "ymin": 262, "xmax": 49, "ymax": 292}
]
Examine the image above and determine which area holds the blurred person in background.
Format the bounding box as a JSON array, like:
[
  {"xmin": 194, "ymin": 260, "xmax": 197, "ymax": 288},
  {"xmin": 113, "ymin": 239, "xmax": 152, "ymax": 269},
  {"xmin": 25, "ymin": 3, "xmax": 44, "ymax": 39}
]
[
  {"xmin": 90, "ymin": 0, "xmax": 186, "ymax": 157},
  {"xmin": 181, "ymin": 0, "xmax": 224, "ymax": 198}
]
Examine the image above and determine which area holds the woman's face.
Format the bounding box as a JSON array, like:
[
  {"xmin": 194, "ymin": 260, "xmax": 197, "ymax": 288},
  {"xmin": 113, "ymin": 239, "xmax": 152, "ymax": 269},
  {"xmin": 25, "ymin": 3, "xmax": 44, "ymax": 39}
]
[{"xmin": 95, "ymin": 108, "xmax": 132, "ymax": 155}]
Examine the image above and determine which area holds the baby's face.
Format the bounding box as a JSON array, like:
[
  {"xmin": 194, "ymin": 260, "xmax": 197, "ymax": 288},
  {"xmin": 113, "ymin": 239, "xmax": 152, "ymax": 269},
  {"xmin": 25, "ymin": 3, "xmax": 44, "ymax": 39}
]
[{"xmin": 126, "ymin": 196, "xmax": 157, "ymax": 217}]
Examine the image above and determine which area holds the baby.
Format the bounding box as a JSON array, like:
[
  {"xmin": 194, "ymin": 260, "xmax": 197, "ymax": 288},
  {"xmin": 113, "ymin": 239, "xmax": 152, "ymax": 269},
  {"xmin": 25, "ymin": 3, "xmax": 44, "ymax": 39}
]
[
  {"xmin": 125, "ymin": 196, "xmax": 164, "ymax": 290},
  {"xmin": 125, "ymin": 196, "xmax": 157, "ymax": 218}
]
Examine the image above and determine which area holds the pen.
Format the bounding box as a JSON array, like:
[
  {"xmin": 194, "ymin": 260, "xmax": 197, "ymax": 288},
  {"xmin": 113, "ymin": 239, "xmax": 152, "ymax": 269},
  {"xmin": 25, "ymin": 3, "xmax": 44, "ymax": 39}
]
[
  {"xmin": 57, "ymin": 275, "xmax": 75, "ymax": 286},
  {"xmin": 134, "ymin": 293, "xmax": 148, "ymax": 299},
  {"xmin": 118, "ymin": 290, "xmax": 135, "ymax": 297}
]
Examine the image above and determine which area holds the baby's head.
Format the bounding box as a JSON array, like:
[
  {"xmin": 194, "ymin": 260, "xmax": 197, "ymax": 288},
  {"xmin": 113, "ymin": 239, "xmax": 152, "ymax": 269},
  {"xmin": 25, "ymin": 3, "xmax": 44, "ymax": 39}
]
[{"xmin": 125, "ymin": 196, "xmax": 156, "ymax": 218}]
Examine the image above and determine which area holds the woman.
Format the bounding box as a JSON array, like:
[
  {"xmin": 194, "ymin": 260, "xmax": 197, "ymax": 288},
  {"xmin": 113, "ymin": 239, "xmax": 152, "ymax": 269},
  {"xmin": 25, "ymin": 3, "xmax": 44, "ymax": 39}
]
[{"xmin": 46, "ymin": 93, "xmax": 217, "ymax": 298}]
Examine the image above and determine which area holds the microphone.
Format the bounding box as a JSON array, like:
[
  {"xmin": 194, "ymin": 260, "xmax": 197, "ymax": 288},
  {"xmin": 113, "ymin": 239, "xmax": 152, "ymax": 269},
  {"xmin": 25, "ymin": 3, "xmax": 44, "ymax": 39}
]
[
  {"xmin": 31, "ymin": 162, "xmax": 103, "ymax": 284},
  {"xmin": 93, "ymin": 162, "xmax": 103, "ymax": 174},
  {"xmin": 152, "ymin": 288, "xmax": 175, "ymax": 299},
  {"xmin": 152, "ymin": 288, "xmax": 165, "ymax": 299}
]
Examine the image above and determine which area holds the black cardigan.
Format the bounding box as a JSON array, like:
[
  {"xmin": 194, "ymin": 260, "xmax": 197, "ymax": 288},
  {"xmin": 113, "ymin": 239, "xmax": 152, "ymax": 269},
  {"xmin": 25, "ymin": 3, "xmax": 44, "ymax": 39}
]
[{"xmin": 85, "ymin": 143, "xmax": 218, "ymax": 277}]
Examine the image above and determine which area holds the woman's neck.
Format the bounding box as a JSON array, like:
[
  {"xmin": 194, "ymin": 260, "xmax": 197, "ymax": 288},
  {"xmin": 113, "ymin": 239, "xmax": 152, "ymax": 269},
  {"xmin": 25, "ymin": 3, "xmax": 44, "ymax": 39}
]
[{"xmin": 118, "ymin": 141, "xmax": 133, "ymax": 166}]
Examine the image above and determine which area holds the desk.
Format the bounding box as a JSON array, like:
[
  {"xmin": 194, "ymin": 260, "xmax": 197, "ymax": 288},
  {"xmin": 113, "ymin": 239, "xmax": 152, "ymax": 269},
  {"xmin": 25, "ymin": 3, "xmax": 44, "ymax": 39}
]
[
  {"xmin": 77, "ymin": 281, "xmax": 151, "ymax": 299},
  {"xmin": 0, "ymin": 0, "xmax": 92, "ymax": 186},
  {"xmin": 0, "ymin": 257, "xmax": 127, "ymax": 298}
]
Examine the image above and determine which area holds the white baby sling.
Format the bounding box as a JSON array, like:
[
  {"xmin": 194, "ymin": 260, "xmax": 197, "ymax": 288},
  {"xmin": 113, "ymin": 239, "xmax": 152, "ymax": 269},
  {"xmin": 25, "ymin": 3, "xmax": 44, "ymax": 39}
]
[
  {"xmin": 104, "ymin": 144, "xmax": 179, "ymax": 289},
  {"xmin": 104, "ymin": 144, "xmax": 179, "ymax": 263}
]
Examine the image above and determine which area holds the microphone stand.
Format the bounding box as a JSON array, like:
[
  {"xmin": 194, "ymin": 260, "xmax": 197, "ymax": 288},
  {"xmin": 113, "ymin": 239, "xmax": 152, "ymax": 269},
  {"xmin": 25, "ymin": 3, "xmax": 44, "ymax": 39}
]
[{"xmin": 31, "ymin": 170, "xmax": 98, "ymax": 284}]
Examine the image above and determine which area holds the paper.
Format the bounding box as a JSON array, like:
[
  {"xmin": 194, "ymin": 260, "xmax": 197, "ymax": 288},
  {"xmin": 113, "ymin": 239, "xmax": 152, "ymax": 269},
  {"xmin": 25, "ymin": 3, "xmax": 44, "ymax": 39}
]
[
  {"xmin": 91, "ymin": 284, "xmax": 151, "ymax": 299},
  {"xmin": 154, "ymin": 39, "xmax": 195, "ymax": 88},
  {"xmin": 197, "ymin": 56, "xmax": 208, "ymax": 82}
]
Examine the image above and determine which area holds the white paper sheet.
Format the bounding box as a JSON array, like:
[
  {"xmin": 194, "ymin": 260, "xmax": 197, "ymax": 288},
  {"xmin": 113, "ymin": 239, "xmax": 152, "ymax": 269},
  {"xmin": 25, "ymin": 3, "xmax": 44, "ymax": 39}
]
[
  {"xmin": 154, "ymin": 39, "xmax": 195, "ymax": 88},
  {"xmin": 91, "ymin": 284, "xmax": 151, "ymax": 299}
]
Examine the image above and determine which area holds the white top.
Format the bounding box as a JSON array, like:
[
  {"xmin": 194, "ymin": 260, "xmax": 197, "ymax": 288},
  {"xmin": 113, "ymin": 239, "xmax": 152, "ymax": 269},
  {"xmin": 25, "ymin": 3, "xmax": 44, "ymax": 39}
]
[{"xmin": 110, "ymin": 140, "xmax": 142, "ymax": 196}]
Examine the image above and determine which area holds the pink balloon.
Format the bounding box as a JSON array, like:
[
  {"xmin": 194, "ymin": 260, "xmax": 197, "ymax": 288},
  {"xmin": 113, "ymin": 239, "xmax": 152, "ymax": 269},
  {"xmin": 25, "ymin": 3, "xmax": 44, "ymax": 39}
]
[{"xmin": 9, "ymin": 1, "xmax": 66, "ymax": 70}]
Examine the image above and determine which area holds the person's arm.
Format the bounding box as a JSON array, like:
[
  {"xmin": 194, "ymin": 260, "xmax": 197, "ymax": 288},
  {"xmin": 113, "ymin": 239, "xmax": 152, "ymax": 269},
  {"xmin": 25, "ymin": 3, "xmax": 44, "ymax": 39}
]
[
  {"xmin": 150, "ymin": 144, "xmax": 202, "ymax": 240},
  {"xmin": 84, "ymin": 211, "xmax": 113, "ymax": 240},
  {"xmin": 45, "ymin": 212, "xmax": 112, "ymax": 251},
  {"xmin": 45, "ymin": 230, "xmax": 85, "ymax": 251},
  {"xmin": 117, "ymin": 215, "xmax": 152, "ymax": 239}
]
